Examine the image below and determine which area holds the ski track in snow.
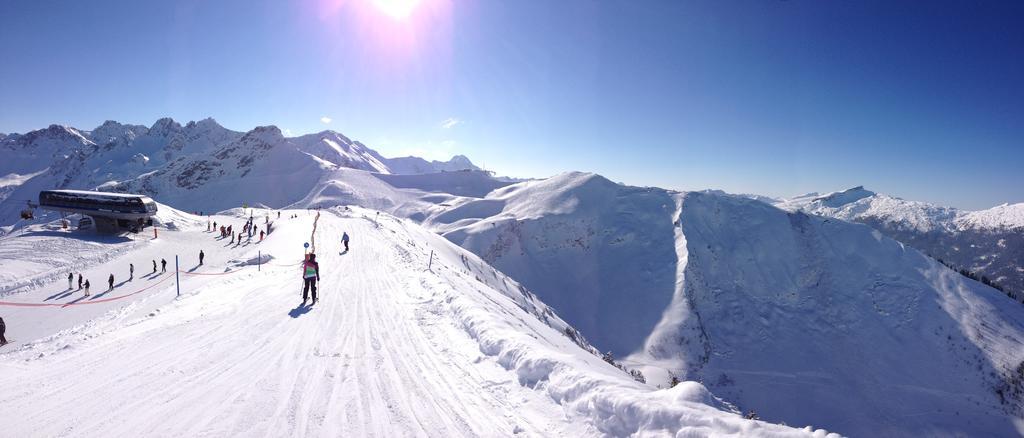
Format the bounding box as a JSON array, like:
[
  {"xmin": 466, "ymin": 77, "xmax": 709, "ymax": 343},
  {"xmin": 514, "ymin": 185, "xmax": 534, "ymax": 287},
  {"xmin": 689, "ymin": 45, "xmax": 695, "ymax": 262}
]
[{"xmin": 0, "ymin": 213, "xmax": 584, "ymax": 437}]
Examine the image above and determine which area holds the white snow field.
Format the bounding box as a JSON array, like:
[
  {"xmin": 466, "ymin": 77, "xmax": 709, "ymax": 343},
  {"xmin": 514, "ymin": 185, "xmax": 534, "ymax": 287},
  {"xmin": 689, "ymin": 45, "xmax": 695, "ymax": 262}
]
[{"xmin": 0, "ymin": 206, "xmax": 828, "ymax": 437}]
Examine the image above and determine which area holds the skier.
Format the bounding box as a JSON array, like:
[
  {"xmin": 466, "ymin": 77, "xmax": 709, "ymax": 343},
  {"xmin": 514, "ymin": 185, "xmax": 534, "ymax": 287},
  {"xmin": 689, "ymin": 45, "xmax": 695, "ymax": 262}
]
[
  {"xmin": 161, "ymin": 259, "xmax": 167, "ymax": 273},
  {"xmin": 108, "ymin": 274, "xmax": 114, "ymax": 291},
  {"xmin": 230, "ymin": 232, "xmax": 234, "ymax": 244},
  {"xmin": 301, "ymin": 254, "xmax": 320, "ymax": 304},
  {"xmin": 199, "ymin": 250, "xmax": 205, "ymax": 265},
  {"xmin": 0, "ymin": 316, "xmax": 6, "ymax": 346},
  {"xmin": 342, "ymin": 232, "xmax": 350, "ymax": 252},
  {"xmin": 84, "ymin": 279, "xmax": 91, "ymax": 296},
  {"xmin": 129, "ymin": 263, "xmax": 134, "ymax": 280},
  {"xmin": 259, "ymin": 230, "xmax": 264, "ymax": 241},
  {"xmin": 152, "ymin": 260, "xmax": 157, "ymax": 274},
  {"xmin": 68, "ymin": 272, "xmax": 73, "ymax": 289},
  {"xmin": 214, "ymin": 221, "xmax": 218, "ymax": 231},
  {"xmin": 78, "ymin": 273, "xmax": 83, "ymax": 290}
]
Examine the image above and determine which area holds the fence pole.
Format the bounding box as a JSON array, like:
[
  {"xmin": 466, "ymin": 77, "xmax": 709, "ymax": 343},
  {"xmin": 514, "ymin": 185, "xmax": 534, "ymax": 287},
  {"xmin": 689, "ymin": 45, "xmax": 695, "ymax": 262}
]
[{"xmin": 175, "ymin": 255, "xmax": 180, "ymax": 297}]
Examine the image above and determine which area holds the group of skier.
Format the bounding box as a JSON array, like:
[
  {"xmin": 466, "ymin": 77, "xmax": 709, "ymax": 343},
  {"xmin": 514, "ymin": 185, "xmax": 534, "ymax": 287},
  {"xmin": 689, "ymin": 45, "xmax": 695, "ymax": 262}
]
[
  {"xmin": 65, "ymin": 257, "xmax": 173, "ymax": 297},
  {"xmin": 215, "ymin": 219, "xmax": 271, "ymax": 245},
  {"xmin": 2, "ymin": 212, "xmax": 356, "ymax": 348}
]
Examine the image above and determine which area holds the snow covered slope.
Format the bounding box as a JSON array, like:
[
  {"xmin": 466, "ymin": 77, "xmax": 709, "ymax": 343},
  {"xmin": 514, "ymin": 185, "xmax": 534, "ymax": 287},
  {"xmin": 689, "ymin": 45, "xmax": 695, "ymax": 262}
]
[
  {"xmin": 319, "ymin": 173, "xmax": 1024, "ymax": 436},
  {"xmin": 778, "ymin": 186, "xmax": 1024, "ymax": 303},
  {"xmin": 637, "ymin": 192, "xmax": 1024, "ymax": 437},
  {"xmin": 0, "ymin": 206, "xmax": 824, "ymax": 437},
  {"xmin": 425, "ymin": 172, "xmax": 681, "ymax": 359}
]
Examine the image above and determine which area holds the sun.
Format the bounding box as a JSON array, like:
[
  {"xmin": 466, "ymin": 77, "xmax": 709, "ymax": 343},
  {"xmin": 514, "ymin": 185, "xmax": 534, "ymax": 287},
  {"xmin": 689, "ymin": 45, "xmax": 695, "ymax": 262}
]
[{"xmin": 372, "ymin": 0, "xmax": 422, "ymax": 20}]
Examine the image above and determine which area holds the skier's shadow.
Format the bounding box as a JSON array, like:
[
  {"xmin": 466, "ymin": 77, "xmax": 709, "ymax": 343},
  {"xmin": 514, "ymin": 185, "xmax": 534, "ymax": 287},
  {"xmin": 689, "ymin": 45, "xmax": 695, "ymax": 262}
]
[
  {"xmin": 45, "ymin": 288, "xmax": 73, "ymax": 301},
  {"xmin": 54, "ymin": 290, "xmax": 78, "ymax": 300},
  {"xmin": 288, "ymin": 303, "xmax": 312, "ymax": 318},
  {"xmin": 64, "ymin": 295, "xmax": 89, "ymax": 306},
  {"xmin": 90, "ymin": 289, "xmax": 114, "ymax": 300}
]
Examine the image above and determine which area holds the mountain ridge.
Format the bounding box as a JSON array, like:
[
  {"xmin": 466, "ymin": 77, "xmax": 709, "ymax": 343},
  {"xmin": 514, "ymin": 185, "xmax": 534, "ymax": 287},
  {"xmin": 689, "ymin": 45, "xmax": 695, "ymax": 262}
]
[
  {"xmin": 0, "ymin": 118, "xmax": 481, "ymax": 231},
  {"xmin": 776, "ymin": 186, "xmax": 1024, "ymax": 301}
]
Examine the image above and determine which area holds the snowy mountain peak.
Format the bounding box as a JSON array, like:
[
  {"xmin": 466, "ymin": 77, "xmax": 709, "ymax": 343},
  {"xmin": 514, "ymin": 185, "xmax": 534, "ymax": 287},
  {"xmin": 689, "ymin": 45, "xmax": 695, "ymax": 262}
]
[
  {"xmin": 312, "ymin": 130, "xmax": 353, "ymax": 144},
  {"xmin": 958, "ymin": 202, "xmax": 1024, "ymax": 230},
  {"xmin": 184, "ymin": 117, "xmax": 223, "ymax": 131},
  {"xmin": 811, "ymin": 185, "xmax": 876, "ymax": 208},
  {"xmin": 2, "ymin": 124, "xmax": 94, "ymax": 152},
  {"xmin": 241, "ymin": 125, "xmax": 285, "ymax": 144},
  {"xmin": 95, "ymin": 120, "xmax": 124, "ymax": 130},
  {"xmin": 448, "ymin": 154, "xmax": 473, "ymax": 167},
  {"xmin": 149, "ymin": 117, "xmax": 182, "ymax": 135}
]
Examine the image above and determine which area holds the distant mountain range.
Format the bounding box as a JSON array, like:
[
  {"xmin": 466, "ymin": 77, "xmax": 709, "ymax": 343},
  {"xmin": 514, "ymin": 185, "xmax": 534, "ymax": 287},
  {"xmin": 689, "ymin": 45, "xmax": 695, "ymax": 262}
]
[
  {"xmin": 0, "ymin": 118, "xmax": 478, "ymax": 230},
  {"xmin": 775, "ymin": 186, "xmax": 1024, "ymax": 303}
]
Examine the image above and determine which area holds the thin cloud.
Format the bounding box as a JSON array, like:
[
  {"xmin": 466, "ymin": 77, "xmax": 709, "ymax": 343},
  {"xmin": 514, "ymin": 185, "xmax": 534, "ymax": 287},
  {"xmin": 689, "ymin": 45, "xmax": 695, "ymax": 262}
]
[
  {"xmin": 440, "ymin": 117, "xmax": 462, "ymax": 129},
  {"xmin": 320, "ymin": 116, "xmax": 332, "ymax": 124}
]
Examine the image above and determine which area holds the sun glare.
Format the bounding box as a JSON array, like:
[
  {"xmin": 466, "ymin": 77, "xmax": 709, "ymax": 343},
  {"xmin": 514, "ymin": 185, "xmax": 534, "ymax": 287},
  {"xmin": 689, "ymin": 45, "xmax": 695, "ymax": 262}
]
[{"xmin": 372, "ymin": 0, "xmax": 422, "ymax": 20}]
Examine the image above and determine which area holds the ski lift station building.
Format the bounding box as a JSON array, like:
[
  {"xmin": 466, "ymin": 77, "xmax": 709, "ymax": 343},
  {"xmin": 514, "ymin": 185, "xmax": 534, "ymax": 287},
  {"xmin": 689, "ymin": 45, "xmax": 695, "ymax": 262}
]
[{"xmin": 38, "ymin": 189, "xmax": 158, "ymax": 233}]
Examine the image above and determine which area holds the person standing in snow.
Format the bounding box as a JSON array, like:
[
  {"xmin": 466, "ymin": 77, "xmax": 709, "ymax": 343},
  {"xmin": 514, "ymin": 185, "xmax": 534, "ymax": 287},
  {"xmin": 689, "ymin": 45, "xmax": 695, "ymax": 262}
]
[
  {"xmin": 84, "ymin": 279, "xmax": 91, "ymax": 296},
  {"xmin": 301, "ymin": 254, "xmax": 320, "ymax": 304},
  {"xmin": 78, "ymin": 273, "xmax": 83, "ymax": 290},
  {"xmin": 161, "ymin": 259, "xmax": 167, "ymax": 273},
  {"xmin": 108, "ymin": 274, "xmax": 114, "ymax": 291},
  {"xmin": 129, "ymin": 263, "xmax": 134, "ymax": 281},
  {"xmin": 0, "ymin": 316, "xmax": 7, "ymax": 346},
  {"xmin": 152, "ymin": 260, "xmax": 157, "ymax": 274},
  {"xmin": 342, "ymin": 232, "xmax": 350, "ymax": 252},
  {"xmin": 199, "ymin": 250, "xmax": 205, "ymax": 265},
  {"xmin": 230, "ymin": 232, "xmax": 234, "ymax": 244},
  {"xmin": 68, "ymin": 273, "xmax": 74, "ymax": 289},
  {"xmin": 259, "ymin": 230, "xmax": 264, "ymax": 241}
]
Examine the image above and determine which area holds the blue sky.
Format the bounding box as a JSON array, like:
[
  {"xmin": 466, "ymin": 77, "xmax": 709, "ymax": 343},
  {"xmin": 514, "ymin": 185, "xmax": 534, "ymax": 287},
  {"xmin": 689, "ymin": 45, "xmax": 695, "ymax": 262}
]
[{"xmin": 1, "ymin": 0, "xmax": 1021, "ymax": 209}]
